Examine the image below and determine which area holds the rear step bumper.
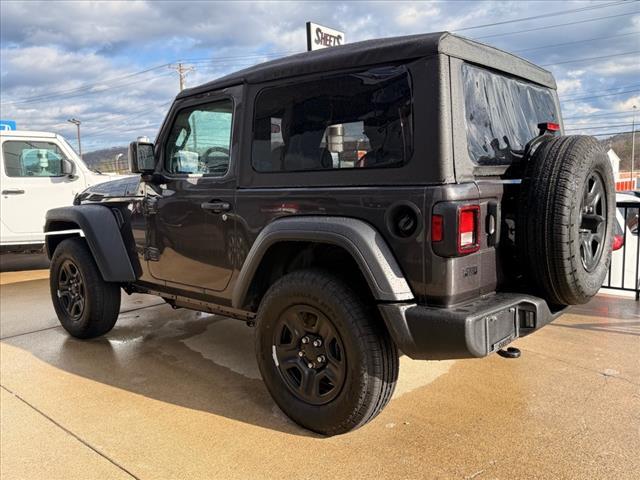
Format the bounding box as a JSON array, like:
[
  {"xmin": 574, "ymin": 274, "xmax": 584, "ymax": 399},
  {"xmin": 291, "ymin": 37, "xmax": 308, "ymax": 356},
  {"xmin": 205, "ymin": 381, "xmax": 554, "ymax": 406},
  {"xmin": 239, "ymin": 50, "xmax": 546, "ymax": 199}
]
[{"xmin": 378, "ymin": 293, "xmax": 566, "ymax": 360}]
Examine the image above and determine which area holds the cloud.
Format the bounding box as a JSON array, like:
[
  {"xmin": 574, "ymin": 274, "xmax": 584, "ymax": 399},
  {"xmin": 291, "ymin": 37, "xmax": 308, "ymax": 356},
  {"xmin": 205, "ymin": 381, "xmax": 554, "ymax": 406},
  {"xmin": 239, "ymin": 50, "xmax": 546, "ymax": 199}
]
[
  {"xmin": 395, "ymin": 5, "xmax": 440, "ymax": 27},
  {"xmin": 1, "ymin": 46, "xmax": 112, "ymax": 91},
  {"xmin": 556, "ymin": 78, "xmax": 582, "ymax": 96},
  {"xmin": 1, "ymin": 0, "xmax": 638, "ymax": 149},
  {"xmin": 614, "ymin": 95, "xmax": 640, "ymax": 112}
]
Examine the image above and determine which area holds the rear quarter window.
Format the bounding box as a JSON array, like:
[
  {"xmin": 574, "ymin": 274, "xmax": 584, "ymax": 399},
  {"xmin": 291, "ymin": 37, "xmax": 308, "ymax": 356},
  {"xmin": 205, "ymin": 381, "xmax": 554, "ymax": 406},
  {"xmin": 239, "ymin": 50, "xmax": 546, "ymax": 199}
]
[
  {"xmin": 251, "ymin": 65, "xmax": 413, "ymax": 173},
  {"xmin": 462, "ymin": 63, "xmax": 559, "ymax": 165}
]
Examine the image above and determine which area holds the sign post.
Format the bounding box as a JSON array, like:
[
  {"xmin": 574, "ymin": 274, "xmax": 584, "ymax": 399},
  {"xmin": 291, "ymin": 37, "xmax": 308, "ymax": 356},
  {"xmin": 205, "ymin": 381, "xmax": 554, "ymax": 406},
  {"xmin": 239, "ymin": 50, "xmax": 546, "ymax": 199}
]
[{"xmin": 306, "ymin": 22, "xmax": 345, "ymax": 51}]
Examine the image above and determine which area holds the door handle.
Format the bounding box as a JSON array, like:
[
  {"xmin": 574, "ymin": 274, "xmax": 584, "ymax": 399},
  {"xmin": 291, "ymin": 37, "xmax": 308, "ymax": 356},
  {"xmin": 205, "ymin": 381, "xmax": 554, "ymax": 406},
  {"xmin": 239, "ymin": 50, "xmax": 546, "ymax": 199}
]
[
  {"xmin": 201, "ymin": 201, "xmax": 231, "ymax": 213},
  {"xmin": 2, "ymin": 189, "xmax": 25, "ymax": 195}
]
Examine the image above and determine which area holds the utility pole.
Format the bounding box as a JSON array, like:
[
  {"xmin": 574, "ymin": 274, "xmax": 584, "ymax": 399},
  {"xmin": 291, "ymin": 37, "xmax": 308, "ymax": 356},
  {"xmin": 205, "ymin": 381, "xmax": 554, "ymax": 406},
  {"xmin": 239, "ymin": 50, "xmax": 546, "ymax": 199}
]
[
  {"xmin": 169, "ymin": 63, "xmax": 195, "ymax": 92},
  {"xmin": 632, "ymin": 105, "xmax": 637, "ymax": 189},
  {"xmin": 67, "ymin": 118, "xmax": 82, "ymax": 159}
]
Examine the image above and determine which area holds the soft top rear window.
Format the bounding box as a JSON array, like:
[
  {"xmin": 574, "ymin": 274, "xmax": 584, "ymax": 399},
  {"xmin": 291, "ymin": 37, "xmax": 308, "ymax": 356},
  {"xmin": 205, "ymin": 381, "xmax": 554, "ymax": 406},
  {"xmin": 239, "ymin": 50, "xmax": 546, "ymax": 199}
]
[{"xmin": 462, "ymin": 63, "xmax": 559, "ymax": 165}]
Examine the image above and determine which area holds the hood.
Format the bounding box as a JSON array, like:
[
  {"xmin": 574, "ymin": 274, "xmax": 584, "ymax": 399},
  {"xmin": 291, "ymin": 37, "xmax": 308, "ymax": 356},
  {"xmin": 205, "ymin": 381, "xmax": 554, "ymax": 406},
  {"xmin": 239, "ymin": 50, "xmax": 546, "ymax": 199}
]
[{"xmin": 74, "ymin": 175, "xmax": 142, "ymax": 204}]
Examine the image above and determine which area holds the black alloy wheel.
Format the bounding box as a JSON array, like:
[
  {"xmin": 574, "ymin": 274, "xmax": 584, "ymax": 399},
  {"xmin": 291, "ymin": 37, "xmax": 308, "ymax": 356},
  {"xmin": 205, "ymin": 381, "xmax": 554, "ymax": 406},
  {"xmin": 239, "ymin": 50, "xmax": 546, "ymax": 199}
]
[
  {"xmin": 57, "ymin": 259, "xmax": 86, "ymax": 321},
  {"xmin": 579, "ymin": 172, "xmax": 608, "ymax": 272},
  {"xmin": 272, "ymin": 305, "xmax": 346, "ymax": 405},
  {"xmin": 50, "ymin": 237, "xmax": 121, "ymax": 339},
  {"xmin": 255, "ymin": 269, "xmax": 399, "ymax": 435}
]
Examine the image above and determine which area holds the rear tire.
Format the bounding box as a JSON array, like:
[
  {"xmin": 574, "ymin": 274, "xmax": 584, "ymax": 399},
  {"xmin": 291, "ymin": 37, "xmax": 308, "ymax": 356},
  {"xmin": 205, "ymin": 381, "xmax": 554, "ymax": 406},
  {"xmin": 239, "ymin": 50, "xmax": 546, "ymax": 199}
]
[
  {"xmin": 518, "ymin": 135, "xmax": 615, "ymax": 305},
  {"xmin": 50, "ymin": 237, "xmax": 121, "ymax": 338},
  {"xmin": 255, "ymin": 269, "xmax": 398, "ymax": 435}
]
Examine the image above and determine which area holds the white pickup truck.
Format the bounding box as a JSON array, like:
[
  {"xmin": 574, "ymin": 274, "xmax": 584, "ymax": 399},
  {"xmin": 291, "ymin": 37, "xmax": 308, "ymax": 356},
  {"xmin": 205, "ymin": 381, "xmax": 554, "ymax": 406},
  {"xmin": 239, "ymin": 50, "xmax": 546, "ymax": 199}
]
[{"xmin": 1, "ymin": 130, "xmax": 126, "ymax": 253}]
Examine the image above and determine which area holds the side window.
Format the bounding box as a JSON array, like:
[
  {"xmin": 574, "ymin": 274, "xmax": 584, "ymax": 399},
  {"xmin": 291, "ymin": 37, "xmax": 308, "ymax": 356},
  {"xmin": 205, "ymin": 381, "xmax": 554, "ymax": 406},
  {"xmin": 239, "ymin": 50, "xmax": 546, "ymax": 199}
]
[
  {"xmin": 2, "ymin": 141, "xmax": 66, "ymax": 177},
  {"xmin": 252, "ymin": 65, "xmax": 413, "ymax": 172},
  {"xmin": 165, "ymin": 99, "xmax": 233, "ymax": 175}
]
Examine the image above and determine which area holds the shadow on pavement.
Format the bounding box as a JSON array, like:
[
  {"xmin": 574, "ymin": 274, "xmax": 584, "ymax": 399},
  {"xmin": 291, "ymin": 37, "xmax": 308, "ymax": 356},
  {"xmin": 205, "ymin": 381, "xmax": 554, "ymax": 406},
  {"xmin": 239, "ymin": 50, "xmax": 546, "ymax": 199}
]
[
  {"xmin": 568, "ymin": 294, "xmax": 640, "ymax": 320},
  {"xmin": 0, "ymin": 252, "xmax": 49, "ymax": 272},
  {"xmin": 551, "ymin": 320, "xmax": 640, "ymax": 337},
  {"xmin": 4, "ymin": 304, "xmax": 317, "ymax": 437}
]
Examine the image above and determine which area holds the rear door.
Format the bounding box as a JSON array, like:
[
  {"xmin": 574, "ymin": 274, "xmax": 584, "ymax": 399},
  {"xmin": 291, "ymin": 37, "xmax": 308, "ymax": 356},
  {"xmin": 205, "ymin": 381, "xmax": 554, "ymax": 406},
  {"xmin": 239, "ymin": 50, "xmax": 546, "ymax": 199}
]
[
  {"xmin": 0, "ymin": 137, "xmax": 83, "ymax": 244},
  {"xmin": 148, "ymin": 96, "xmax": 237, "ymax": 293}
]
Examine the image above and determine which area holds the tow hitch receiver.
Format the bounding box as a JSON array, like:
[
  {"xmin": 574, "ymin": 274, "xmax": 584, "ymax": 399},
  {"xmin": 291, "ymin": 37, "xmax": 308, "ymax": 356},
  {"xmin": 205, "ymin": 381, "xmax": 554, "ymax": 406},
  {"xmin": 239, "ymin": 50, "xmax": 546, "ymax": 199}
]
[{"xmin": 497, "ymin": 347, "xmax": 521, "ymax": 358}]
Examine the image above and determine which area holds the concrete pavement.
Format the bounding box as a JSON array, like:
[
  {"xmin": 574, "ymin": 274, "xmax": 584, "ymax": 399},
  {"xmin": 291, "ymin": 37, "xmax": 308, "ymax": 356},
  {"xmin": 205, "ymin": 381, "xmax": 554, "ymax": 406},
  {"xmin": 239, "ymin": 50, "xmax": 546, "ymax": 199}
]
[{"xmin": 1, "ymin": 267, "xmax": 639, "ymax": 479}]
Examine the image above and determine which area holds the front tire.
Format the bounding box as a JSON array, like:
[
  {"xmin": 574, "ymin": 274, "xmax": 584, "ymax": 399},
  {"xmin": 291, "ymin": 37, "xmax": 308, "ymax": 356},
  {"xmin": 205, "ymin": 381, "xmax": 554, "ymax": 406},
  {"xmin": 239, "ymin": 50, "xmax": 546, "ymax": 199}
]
[
  {"xmin": 255, "ymin": 269, "xmax": 398, "ymax": 435},
  {"xmin": 50, "ymin": 237, "xmax": 121, "ymax": 339}
]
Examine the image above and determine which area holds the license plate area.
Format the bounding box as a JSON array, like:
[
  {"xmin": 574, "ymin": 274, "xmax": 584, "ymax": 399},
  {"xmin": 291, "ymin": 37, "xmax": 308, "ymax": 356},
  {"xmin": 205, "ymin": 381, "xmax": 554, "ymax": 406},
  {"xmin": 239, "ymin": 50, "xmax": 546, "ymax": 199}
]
[{"xmin": 485, "ymin": 308, "xmax": 518, "ymax": 353}]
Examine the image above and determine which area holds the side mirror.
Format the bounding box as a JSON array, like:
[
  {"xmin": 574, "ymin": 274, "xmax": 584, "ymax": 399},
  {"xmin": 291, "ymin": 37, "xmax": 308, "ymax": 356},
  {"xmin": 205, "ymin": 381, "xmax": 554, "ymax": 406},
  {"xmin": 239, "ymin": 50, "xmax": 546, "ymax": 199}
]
[
  {"xmin": 62, "ymin": 158, "xmax": 76, "ymax": 177},
  {"xmin": 128, "ymin": 140, "xmax": 156, "ymax": 174}
]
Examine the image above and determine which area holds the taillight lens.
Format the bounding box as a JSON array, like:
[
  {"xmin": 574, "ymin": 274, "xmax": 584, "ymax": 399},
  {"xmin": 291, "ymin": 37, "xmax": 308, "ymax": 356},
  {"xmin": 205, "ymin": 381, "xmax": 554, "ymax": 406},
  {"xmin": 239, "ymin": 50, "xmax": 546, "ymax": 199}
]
[
  {"xmin": 431, "ymin": 214, "xmax": 443, "ymax": 242},
  {"xmin": 613, "ymin": 234, "xmax": 624, "ymax": 251},
  {"xmin": 458, "ymin": 205, "xmax": 480, "ymax": 254}
]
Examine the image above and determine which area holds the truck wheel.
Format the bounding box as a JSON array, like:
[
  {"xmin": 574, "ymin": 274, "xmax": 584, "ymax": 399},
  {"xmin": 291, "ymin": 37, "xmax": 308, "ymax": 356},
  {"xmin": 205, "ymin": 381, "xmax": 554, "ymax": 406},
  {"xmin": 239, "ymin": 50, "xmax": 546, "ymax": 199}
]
[
  {"xmin": 518, "ymin": 135, "xmax": 615, "ymax": 305},
  {"xmin": 50, "ymin": 237, "xmax": 121, "ymax": 338},
  {"xmin": 255, "ymin": 269, "xmax": 398, "ymax": 435}
]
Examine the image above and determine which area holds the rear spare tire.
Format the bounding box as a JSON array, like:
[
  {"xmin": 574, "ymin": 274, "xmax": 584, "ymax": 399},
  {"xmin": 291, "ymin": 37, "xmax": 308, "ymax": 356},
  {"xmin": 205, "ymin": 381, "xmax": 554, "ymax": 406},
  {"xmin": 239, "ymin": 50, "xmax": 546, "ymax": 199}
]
[{"xmin": 518, "ymin": 135, "xmax": 615, "ymax": 305}]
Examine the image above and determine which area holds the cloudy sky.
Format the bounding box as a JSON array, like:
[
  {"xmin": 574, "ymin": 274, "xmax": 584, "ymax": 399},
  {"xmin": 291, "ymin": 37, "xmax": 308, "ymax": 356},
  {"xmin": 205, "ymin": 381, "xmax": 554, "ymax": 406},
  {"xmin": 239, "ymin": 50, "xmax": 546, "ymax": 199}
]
[{"xmin": 0, "ymin": 0, "xmax": 638, "ymax": 152}]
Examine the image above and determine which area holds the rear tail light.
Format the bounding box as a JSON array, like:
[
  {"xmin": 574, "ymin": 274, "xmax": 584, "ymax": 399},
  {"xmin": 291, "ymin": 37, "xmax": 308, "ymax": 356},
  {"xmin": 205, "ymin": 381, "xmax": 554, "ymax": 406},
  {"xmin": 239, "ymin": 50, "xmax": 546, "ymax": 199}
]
[
  {"xmin": 458, "ymin": 205, "xmax": 480, "ymax": 254},
  {"xmin": 613, "ymin": 234, "xmax": 624, "ymax": 251},
  {"xmin": 431, "ymin": 214, "xmax": 443, "ymax": 242},
  {"xmin": 431, "ymin": 202, "xmax": 482, "ymax": 257},
  {"xmin": 538, "ymin": 122, "xmax": 560, "ymax": 135}
]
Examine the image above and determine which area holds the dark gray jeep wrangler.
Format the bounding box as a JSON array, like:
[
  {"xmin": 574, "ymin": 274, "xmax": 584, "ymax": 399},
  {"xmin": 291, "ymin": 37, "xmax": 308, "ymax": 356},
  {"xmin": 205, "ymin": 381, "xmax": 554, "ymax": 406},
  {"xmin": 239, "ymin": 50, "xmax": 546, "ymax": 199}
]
[{"xmin": 45, "ymin": 32, "xmax": 615, "ymax": 435}]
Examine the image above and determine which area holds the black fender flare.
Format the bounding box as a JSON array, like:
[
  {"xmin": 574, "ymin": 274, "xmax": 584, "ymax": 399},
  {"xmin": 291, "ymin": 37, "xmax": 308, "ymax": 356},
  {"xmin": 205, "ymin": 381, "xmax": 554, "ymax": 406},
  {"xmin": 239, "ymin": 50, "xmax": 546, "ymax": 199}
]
[
  {"xmin": 45, "ymin": 205, "xmax": 137, "ymax": 282},
  {"xmin": 232, "ymin": 216, "xmax": 414, "ymax": 309}
]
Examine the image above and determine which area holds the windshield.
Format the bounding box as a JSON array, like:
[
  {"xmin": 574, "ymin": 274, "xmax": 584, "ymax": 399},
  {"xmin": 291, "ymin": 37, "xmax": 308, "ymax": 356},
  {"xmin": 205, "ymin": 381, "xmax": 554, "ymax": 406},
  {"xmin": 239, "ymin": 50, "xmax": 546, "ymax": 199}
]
[{"xmin": 462, "ymin": 63, "xmax": 560, "ymax": 165}]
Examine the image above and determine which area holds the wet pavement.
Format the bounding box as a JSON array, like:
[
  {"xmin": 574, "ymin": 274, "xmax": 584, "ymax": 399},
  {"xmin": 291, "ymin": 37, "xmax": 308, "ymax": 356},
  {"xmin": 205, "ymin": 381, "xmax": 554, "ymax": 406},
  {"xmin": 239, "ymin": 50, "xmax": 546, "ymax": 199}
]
[{"xmin": 1, "ymin": 267, "xmax": 638, "ymax": 479}]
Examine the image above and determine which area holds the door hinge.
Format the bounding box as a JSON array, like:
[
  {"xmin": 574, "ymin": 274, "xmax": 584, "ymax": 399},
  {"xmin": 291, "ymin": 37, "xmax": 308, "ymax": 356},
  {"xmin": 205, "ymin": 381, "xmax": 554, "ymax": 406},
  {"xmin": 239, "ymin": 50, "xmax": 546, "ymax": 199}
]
[
  {"xmin": 143, "ymin": 196, "xmax": 158, "ymax": 215},
  {"xmin": 144, "ymin": 247, "xmax": 160, "ymax": 261}
]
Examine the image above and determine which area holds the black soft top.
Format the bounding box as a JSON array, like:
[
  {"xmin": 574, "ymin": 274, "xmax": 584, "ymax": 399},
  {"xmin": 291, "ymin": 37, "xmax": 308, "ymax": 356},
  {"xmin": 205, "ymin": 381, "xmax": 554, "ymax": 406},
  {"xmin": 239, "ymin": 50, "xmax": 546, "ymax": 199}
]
[{"xmin": 179, "ymin": 31, "xmax": 556, "ymax": 98}]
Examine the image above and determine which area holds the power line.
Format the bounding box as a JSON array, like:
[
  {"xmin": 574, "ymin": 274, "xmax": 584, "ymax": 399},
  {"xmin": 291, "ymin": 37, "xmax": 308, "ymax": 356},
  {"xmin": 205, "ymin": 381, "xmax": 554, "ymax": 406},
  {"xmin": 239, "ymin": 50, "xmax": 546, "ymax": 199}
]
[
  {"xmin": 566, "ymin": 123, "xmax": 634, "ymax": 131},
  {"xmin": 180, "ymin": 50, "xmax": 298, "ymax": 63},
  {"xmin": 475, "ymin": 11, "xmax": 635, "ymax": 40},
  {"xmin": 562, "ymin": 88, "xmax": 640, "ymax": 102},
  {"xmin": 564, "ymin": 110, "xmax": 638, "ymax": 120},
  {"xmin": 1, "ymin": 70, "xmax": 175, "ymax": 106},
  {"xmin": 566, "ymin": 118, "xmax": 635, "ymax": 127},
  {"xmin": 1, "ymin": 63, "xmax": 171, "ymax": 106},
  {"xmin": 2, "ymin": 53, "xmax": 292, "ymax": 106},
  {"xmin": 514, "ymin": 31, "xmax": 639, "ymax": 53},
  {"xmin": 2, "ymin": 56, "xmax": 286, "ymax": 106},
  {"xmin": 454, "ymin": 0, "xmax": 628, "ymax": 32},
  {"xmin": 81, "ymin": 101, "xmax": 173, "ymax": 139},
  {"xmin": 542, "ymin": 50, "xmax": 639, "ymax": 67},
  {"xmin": 591, "ymin": 130, "xmax": 636, "ymax": 137},
  {"xmin": 561, "ymin": 83, "xmax": 640, "ymax": 99}
]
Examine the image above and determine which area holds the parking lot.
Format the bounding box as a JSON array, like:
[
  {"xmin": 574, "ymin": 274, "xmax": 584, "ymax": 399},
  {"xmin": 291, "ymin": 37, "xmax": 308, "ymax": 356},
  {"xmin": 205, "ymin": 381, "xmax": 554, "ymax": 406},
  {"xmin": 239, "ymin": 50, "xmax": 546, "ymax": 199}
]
[{"xmin": 0, "ymin": 255, "xmax": 637, "ymax": 480}]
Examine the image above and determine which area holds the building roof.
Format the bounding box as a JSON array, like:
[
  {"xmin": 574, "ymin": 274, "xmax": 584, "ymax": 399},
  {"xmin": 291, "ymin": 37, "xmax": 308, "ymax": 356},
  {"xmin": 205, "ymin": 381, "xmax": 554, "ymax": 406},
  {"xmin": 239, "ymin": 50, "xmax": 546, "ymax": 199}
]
[{"xmin": 180, "ymin": 31, "xmax": 556, "ymax": 98}]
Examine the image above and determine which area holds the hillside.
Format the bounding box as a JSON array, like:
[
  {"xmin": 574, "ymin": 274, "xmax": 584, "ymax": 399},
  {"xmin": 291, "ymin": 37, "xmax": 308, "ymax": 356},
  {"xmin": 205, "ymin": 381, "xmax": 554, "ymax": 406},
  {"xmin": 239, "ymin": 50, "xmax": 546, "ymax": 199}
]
[
  {"xmin": 600, "ymin": 132, "xmax": 639, "ymax": 173},
  {"xmin": 82, "ymin": 146, "xmax": 128, "ymax": 173}
]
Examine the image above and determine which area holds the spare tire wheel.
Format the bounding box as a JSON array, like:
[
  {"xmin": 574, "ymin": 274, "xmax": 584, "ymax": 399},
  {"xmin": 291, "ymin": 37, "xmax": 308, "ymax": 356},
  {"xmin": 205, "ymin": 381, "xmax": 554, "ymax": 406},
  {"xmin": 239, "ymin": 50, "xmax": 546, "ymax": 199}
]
[{"xmin": 518, "ymin": 135, "xmax": 615, "ymax": 306}]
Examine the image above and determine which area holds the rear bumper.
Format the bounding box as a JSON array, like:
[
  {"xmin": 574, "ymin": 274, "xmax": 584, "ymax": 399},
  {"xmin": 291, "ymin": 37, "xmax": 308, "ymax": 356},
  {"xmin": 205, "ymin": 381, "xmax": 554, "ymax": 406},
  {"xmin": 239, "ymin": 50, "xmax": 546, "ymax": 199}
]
[{"xmin": 378, "ymin": 293, "xmax": 565, "ymax": 360}]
